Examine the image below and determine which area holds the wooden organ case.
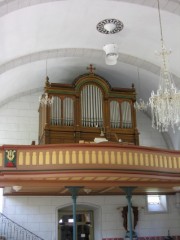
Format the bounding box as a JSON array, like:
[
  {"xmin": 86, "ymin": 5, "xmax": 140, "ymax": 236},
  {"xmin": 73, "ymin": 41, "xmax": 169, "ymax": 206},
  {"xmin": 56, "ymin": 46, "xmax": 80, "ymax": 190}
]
[{"xmin": 38, "ymin": 71, "xmax": 139, "ymax": 145}]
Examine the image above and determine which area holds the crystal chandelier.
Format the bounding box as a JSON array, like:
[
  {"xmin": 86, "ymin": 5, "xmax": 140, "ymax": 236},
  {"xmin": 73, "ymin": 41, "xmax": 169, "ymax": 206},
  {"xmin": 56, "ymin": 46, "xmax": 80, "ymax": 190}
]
[
  {"xmin": 135, "ymin": 0, "xmax": 180, "ymax": 132},
  {"xmin": 39, "ymin": 61, "xmax": 53, "ymax": 106}
]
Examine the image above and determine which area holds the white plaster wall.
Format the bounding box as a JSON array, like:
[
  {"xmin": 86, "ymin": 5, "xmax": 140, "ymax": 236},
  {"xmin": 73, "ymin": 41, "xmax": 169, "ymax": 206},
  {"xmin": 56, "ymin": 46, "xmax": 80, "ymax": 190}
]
[
  {"xmin": 0, "ymin": 92, "xmax": 40, "ymax": 145},
  {"xmin": 0, "ymin": 92, "xmax": 168, "ymax": 149},
  {"xmin": 136, "ymin": 111, "xmax": 168, "ymax": 149},
  {"xmin": 2, "ymin": 195, "xmax": 180, "ymax": 240}
]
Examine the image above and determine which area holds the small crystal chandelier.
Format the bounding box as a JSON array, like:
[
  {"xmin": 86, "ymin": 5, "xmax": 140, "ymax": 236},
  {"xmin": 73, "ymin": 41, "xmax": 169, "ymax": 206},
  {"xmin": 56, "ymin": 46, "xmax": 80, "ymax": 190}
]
[
  {"xmin": 39, "ymin": 60, "xmax": 53, "ymax": 106},
  {"xmin": 135, "ymin": 0, "xmax": 180, "ymax": 132},
  {"xmin": 39, "ymin": 92, "xmax": 53, "ymax": 106}
]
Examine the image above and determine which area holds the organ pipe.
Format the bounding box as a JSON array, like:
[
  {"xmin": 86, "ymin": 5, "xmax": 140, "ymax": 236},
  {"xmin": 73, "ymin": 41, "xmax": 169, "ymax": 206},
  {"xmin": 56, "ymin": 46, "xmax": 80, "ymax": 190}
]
[
  {"xmin": 110, "ymin": 101, "xmax": 131, "ymax": 128},
  {"xmin": 81, "ymin": 84, "xmax": 103, "ymax": 127}
]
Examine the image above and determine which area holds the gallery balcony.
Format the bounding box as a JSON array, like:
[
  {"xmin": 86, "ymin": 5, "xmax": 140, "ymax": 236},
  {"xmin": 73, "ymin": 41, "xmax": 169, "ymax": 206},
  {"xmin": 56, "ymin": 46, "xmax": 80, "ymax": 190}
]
[{"xmin": 0, "ymin": 142, "xmax": 179, "ymax": 196}]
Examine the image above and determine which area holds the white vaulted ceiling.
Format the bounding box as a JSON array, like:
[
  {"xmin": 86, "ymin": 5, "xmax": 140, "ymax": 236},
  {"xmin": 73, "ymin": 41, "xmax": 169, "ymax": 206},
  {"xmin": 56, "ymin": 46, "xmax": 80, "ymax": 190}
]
[{"xmin": 0, "ymin": 0, "xmax": 180, "ymax": 149}]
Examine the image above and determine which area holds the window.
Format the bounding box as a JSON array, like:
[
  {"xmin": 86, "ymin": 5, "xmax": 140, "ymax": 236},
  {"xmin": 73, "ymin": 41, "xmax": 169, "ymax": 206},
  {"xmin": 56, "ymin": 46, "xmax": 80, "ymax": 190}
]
[
  {"xmin": 147, "ymin": 195, "xmax": 168, "ymax": 213},
  {"xmin": 58, "ymin": 210, "xmax": 94, "ymax": 240},
  {"xmin": 147, "ymin": 195, "xmax": 160, "ymax": 205}
]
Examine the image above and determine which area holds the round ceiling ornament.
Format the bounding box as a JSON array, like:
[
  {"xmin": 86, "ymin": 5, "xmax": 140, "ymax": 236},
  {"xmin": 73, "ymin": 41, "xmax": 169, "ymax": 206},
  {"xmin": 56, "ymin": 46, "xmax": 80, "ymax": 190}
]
[{"xmin": 96, "ymin": 18, "xmax": 124, "ymax": 34}]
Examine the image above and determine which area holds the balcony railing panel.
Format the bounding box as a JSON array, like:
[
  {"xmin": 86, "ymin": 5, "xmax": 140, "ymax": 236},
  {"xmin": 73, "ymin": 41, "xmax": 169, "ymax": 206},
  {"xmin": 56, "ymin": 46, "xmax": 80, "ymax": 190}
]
[{"xmin": 0, "ymin": 144, "xmax": 179, "ymax": 173}]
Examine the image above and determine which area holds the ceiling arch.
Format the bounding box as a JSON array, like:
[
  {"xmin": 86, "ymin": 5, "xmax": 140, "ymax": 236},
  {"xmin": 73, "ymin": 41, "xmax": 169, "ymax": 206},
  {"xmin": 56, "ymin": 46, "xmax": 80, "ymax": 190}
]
[
  {"xmin": 0, "ymin": 49, "xmax": 160, "ymax": 75},
  {"xmin": 0, "ymin": 0, "xmax": 180, "ymax": 18},
  {"xmin": 1, "ymin": 48, "xmax": 179, "ymax": 107}
]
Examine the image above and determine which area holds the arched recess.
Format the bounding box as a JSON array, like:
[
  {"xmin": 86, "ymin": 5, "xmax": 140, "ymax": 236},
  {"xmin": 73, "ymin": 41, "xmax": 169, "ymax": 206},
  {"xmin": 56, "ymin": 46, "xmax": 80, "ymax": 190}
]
[{"xmin": 56, "ymin": 202, "xmax": 102, "ymax": 240}]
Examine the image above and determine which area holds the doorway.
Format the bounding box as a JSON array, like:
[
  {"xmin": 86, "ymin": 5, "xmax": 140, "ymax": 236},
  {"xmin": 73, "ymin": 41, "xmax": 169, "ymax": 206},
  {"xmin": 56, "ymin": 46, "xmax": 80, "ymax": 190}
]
[{"xmin": 58, "ymin": 210, "xmax": 94, "ymax": 240}]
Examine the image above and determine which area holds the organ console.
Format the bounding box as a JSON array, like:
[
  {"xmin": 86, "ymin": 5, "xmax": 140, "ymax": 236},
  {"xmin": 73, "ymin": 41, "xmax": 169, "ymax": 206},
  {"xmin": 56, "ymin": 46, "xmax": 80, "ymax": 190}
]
[{"xmin": 38, "ymin": 67, "xmax": 139, "ymax": 145}]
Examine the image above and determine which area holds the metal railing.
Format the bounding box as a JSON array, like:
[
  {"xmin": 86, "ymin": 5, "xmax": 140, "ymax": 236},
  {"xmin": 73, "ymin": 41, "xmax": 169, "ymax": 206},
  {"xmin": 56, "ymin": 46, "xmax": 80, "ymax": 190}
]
[{"xmin": 0, "ymin": 212, "xmax": 44, "ymax": 240}]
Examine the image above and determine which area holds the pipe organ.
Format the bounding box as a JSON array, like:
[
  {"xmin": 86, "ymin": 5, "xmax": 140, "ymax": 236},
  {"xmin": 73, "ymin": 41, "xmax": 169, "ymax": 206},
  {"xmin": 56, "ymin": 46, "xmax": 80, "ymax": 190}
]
[{"xmin": 39, "ymin": 71, "xmax": 139, "ymax": 145}]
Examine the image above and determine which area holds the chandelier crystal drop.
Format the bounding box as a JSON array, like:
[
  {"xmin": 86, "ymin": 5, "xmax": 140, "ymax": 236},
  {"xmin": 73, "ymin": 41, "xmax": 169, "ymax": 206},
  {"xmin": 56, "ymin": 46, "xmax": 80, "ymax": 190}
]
[{"xmin": 135, "ymin": 0, "xmax": 180, "ymax": 132}]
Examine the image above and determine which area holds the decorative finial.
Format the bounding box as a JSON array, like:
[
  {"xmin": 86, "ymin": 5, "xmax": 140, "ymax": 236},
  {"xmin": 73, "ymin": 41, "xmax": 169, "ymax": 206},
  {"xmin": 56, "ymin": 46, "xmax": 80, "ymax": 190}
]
[
  {"xmin": 44, "ymin": 59, "xmax": 50, "ymax": 87},
  {"xmin": 45, "ymin": 76, "xmax": 50, "ymax": 87},
  {"xmin": 87, "ymin": 64, "xmax": 96, "ymax": 74}
]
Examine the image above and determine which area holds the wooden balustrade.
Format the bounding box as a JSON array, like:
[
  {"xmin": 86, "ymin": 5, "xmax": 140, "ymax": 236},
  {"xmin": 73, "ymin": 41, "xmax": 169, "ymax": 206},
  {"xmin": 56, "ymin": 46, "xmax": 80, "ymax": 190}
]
[{"xmin": 0, "ymin": 143, "xmax": 179, "ymax": 173}]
